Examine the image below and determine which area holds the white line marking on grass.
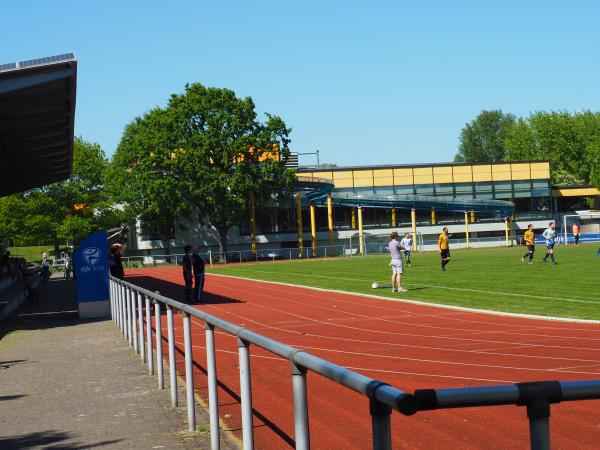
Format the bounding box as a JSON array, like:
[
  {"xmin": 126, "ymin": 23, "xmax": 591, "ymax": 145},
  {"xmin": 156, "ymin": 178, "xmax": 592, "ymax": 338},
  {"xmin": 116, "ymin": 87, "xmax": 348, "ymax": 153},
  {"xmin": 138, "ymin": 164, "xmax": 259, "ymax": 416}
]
[
  {"xmin": 209, "ymin": 272, "xmax": 600, "ymax": 324},
  {"xmin": 211, "ymin": 276, "xmax": 600, "ymax": 343},
  {"xmin": 220, "ymin": 267, "xmax": 600, "ymax": 305}
]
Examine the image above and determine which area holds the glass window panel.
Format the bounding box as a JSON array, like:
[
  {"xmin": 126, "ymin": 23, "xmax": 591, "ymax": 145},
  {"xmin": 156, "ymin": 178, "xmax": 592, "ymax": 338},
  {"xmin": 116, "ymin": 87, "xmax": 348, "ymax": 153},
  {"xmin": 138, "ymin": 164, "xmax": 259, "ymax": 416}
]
[
  {"xmin": 415, "ymin": 184, "xmax": 434, "ymax": 196},
  {"xmin": 395, "ymin": 185, "xmax": 415, "ymax": 195}
]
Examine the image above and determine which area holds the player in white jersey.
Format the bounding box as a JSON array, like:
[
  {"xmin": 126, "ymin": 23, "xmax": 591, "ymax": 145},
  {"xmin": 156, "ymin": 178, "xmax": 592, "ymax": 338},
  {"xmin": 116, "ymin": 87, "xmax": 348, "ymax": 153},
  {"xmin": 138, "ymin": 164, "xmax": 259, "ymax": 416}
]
[
  {"xmin": 400, "ymin": 233, "xmax": 413, "ymax": 266},
  {"xmin": 542, "ymin": 221, "xmax": 558, "ymax": 265}
]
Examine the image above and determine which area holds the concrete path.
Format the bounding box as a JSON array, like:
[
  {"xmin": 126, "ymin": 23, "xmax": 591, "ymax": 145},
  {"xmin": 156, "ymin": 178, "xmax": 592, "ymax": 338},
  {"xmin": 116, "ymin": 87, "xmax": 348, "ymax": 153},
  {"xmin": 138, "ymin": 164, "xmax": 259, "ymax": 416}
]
[{"xmin": 0, "ymin": 275, "xmax": 237, "ymax": 450}]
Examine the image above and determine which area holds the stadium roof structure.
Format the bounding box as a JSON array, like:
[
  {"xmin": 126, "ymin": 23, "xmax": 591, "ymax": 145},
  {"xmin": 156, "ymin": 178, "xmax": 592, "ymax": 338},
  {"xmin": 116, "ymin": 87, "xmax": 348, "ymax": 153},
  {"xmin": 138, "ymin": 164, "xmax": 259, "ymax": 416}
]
[{"xmin": 0, "ymin": 53, "xmax": 77, "ymax": 196}]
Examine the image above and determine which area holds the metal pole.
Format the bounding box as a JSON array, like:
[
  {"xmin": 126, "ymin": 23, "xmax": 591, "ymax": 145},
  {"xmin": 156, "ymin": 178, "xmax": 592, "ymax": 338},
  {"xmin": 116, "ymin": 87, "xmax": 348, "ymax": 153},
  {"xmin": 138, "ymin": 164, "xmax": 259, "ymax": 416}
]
[
  {"xmin": 358, "ymin": 207, "xmax": 364, "ymax": 256},
  {"xmin": 205, "ymin": 323, "xmax": 221, "ymax": 450},
  {"xmin": 296, "ymin": 192, "xmax": 303, "ymax": 258},
  {"xmin": 250, "ymin": 192, "xmax": 257, "ymax": 256},
  {"xmin": 291, "ymin": 362, "xmax": 310, "ymax": 450},
  {"xmin": 464, "ymin": 211, "xmax": 470, "ymax": 249},
  {"xmin": 411, "ymin": 208, "xmax": 417, "ymax": 252},
  {"xmin": 110, "ymin": 281, "xmax": 114, "ymax": 322},
  {"xmin": 310, "ymin": 204, "xmax": 317, "ymax": 257},
  {"xmin": 167, "ymin": 305, "xmax": 178, "ymax": 407},
  {"xmin": 155, "ymin": 301, "xmax": 164, "ymax": 389},
  {"xmin": 529, "ymin": 417, "xmax": 551, "ymax": 450},
  {"xmin": 131, "ymin": 288, "xmax": 138, "ymax": 353},
  {"xmin": 238, "ymin": 337, "xmax": 254, "ymax": 450},
  {"xmin": 146, "ymin": 296, "xmax": 154, "ymax": 375},
  {"xmin": 137, "ymin": 292, "xmax": 145, "ymax": 362},
  {"xmin": 119, "ymin": 284, "xmax": 125, "ymax": 334},
  {"xmin": 125, "ymin": 287, "xmax": 132, "ymax": 344},
  {"xmin": 183, "ymin": 312, "xmax": 196, "ymax": 432},
  {"xmin": 370, "ymin": 399, "xmax": 392, "ymax": 450},
  {"xmin": 327, "ymin": 195, "xmax": 334, "ymax": 256},
  {"xmin": 505, "ymin": 218, "xmax": 510, "ymax": 247}
]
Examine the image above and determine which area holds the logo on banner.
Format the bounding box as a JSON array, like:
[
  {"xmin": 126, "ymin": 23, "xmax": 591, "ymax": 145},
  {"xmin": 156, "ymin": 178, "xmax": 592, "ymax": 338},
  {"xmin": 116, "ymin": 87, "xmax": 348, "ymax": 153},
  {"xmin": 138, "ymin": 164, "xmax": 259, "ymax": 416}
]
[{"xmin": 83, "ymin": 247, "xmax": 101, "ymax": 266}]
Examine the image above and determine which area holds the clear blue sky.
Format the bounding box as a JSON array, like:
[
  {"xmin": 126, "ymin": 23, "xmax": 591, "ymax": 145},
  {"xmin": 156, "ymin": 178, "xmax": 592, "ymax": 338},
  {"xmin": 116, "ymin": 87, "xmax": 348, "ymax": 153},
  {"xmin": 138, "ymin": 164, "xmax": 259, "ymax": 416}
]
[{"xmin": 3, "ymin": 1, "xmax": 600, "ymax": 166}]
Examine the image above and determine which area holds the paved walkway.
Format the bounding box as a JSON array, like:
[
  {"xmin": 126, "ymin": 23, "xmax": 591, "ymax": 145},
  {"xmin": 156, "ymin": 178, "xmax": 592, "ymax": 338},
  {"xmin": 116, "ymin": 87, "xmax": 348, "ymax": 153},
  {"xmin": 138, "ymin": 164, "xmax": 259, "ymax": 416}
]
[{"xmin": 0, "ymin": 275, "xmax": 237, "ymax": 449}]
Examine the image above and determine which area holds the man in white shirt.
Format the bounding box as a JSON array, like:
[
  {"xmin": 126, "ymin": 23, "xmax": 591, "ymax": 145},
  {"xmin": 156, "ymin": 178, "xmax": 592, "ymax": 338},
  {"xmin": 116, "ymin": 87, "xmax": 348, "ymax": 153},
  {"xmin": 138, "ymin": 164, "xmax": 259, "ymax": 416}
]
[
  {"xmin": 542, "ymin": 221, "xmax": 558, "ymax": 265},
  {"xmin": 400, "ymin": 233, "xmax": 413, "ymax": 266},
  {"xmin": 388, "ymin": 232, "xmax": 407, "ymax": 293}
]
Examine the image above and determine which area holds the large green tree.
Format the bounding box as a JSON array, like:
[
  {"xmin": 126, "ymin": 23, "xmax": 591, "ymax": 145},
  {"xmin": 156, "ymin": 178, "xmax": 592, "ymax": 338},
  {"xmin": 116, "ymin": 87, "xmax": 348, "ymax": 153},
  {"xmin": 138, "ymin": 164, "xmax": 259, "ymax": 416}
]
[
  {"xmin": 455, "ymin": 110, "xmax": 515, "ymax": 163},
  {"xmin": 169, "ymin": 83, "xmax": 295, "ymax": 254}
]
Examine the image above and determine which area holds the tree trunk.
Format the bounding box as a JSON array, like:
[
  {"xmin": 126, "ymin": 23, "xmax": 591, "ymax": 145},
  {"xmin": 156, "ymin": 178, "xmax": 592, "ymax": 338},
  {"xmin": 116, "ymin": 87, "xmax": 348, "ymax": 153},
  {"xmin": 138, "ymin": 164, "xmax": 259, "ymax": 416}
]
[{"xmin": 216, "ymin": 225, "xmax": 228, "ymax": 263}]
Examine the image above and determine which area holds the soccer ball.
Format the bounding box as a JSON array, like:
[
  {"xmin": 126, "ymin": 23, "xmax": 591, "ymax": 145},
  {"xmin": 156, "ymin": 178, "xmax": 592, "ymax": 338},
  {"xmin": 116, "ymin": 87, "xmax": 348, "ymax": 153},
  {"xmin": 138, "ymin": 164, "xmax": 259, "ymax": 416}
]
[{"xmin": 371, "ymin": 282, "xmax": 379, "ymax": 289}]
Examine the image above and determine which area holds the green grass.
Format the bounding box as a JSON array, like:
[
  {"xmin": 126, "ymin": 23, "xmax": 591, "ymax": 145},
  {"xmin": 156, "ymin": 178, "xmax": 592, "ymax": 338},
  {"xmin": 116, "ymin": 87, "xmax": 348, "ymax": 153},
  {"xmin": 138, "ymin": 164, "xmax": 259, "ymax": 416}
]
[
  {"xmin": 208, "ymin": 244, "xmax": 600, "ymax": 320},
  {"xmin": 6, "ymin": 245, "xmax": 71, "ymax": 263}
]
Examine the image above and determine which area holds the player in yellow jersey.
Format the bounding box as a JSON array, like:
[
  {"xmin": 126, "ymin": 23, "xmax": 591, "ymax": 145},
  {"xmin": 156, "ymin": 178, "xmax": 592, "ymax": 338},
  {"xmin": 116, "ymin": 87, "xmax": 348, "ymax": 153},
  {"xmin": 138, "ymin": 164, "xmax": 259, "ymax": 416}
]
[
  {"xmin": 521, "ymin": 224, "xmax": 535, "ymax": 264},
  {"xmin": 438, "ymin": 226, "xmax": 451, "ymax": 271}
]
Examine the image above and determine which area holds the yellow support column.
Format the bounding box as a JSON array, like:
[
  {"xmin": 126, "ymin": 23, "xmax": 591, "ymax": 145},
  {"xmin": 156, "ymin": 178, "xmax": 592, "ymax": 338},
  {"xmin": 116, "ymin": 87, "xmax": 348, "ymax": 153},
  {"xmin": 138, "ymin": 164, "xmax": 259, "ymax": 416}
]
[
  {"xmin": 310, "ymin": 204, "xmax": 317, "ymax": 257},
  {"xmin": 465, "ymin": 211, "xmax": 470, "ymax": 249},
  {"xmin": 470, "ymin": 210, "xmax": 475, "ymax": 223},
  {"xmin": 411, "ymin": 209, "xmax": 417, "ymax": 252},
  {"xmin": 358, "ymin": 207, "xmax": 364, "ymax": 256},
  {"xmin": 351, "ymin": 208, "xmax": 357, "ymax": 229},
  {"xmin": 295, "ymin": 192, "xmax": 303, "ymax": 258},
  {"xmin": 504, "ymin": 218, "xmax": 509, "ymax": 247},
  {"xmin": 327, "ymin": 196, "xmax": 334, "ymax": 256},
  {"xmin": 391, "ymin": 208, "xmax": 397, "ymax": 227},
  {"xmin": 431, "ymin": 208, "xmax": 436, "ymax": 225},
  {"xmin": 249, "ymin": 192, "xmax": 257, "ymax": 256}
]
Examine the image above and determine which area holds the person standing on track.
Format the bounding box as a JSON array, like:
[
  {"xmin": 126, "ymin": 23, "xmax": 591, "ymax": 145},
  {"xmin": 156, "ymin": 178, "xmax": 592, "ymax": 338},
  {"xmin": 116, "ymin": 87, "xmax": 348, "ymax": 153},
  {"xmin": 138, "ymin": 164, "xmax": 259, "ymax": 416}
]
[
  {"xmin": 400, "ymin": 233, "xmax": 413, "ymax": 266},
  {"xmin": 388, "ymin": 232, "xmax": 407, "ymax": 292},
  {"xmin": 438, "ymin": 227, "xmax": 451, "ymax": 271},
  {"xmin": 521, "ymin": 224, "xmax": 535, "ymax": 263},
  {"xmin": 182, "ymin": 245, "xmax": 193, "ymax": 304},
  {"xmin": 191, "ymin": 246, "xmax": 206, "ymax": 303},
  {"xmin": 542, "ymin": 221, "xmax": 558, "ymax": 265},
  {"xmin": 572, "ymin": 222, "xmax": 581, "ymax": 246}
]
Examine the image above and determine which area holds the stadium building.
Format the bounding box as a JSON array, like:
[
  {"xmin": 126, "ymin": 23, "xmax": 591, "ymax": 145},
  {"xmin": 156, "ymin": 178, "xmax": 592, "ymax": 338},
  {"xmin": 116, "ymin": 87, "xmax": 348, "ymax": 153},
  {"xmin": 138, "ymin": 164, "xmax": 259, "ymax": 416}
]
[{"xmin": 130, "ymin": 159, "xmax": 600, "ymax": 261}]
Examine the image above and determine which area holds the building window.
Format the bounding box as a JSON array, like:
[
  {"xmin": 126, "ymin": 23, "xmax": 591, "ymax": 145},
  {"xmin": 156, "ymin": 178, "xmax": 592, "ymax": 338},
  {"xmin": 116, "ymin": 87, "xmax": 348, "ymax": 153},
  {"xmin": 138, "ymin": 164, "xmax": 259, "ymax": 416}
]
[
  {"xmin": 454, "ymin": 183, "xmax": 474, "ymax": 198},
  {"xmin": 415, "ymin": 184, "xmax": 434, "ymax": 196}
]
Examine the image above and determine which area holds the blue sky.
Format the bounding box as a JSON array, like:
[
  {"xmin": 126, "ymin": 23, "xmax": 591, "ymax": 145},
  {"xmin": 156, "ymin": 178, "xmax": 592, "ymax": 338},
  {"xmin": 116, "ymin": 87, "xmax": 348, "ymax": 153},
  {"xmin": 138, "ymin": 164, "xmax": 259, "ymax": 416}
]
[{"xmin": 3, "ymin": 1, "xmax": 600, "ymax": 166}]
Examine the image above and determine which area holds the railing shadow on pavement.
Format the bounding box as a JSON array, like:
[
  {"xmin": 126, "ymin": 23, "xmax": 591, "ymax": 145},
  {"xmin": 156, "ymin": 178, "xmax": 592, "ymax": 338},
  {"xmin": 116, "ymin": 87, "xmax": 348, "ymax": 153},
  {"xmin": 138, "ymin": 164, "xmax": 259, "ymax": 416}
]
[{"xmin": 0, "ymin": 431, "xmax": 122, "ymax": 449}]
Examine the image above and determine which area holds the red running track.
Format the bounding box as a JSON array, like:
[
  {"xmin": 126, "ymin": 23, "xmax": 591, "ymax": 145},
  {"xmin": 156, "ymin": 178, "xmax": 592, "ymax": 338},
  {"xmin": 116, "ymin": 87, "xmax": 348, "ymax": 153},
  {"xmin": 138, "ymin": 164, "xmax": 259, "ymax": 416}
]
[{"xmin": 126, "ymin": 267, "xmax": 600, "ymax": 449}]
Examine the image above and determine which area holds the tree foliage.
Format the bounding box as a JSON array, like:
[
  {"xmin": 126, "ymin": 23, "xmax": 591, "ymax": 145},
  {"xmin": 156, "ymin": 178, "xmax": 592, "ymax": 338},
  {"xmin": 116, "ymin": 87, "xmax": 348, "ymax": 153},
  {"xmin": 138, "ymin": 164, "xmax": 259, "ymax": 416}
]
[
  {"xmin": 109, "ymin": 83, "xmax": 296, "ymax": 254},
  {"xmin": 455, "ymin": 110, "xmax": 515, "ymax": 163},
  {"xmin": 505, "ymin": 111, "xmax": 600, "ymax": 186},
  {"xmin": 0, "ymin": 137, "xmax": 120, "ymax": 250}
]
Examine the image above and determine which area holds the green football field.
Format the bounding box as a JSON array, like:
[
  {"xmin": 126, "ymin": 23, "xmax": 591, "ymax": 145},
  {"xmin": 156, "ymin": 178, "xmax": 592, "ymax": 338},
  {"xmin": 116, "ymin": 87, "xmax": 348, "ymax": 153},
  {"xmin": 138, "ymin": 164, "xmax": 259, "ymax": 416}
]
[{"xmin": 208, "ymin": 243, "xmax": 600, "ymax": 320}]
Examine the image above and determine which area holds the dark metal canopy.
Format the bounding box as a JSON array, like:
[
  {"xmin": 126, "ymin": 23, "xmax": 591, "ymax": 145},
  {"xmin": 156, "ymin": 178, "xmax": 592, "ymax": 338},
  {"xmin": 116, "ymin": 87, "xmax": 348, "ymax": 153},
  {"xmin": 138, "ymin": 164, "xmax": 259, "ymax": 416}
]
[{"xmin": 0, "ymin": 53, "xmax": 77, "ymax": 196}]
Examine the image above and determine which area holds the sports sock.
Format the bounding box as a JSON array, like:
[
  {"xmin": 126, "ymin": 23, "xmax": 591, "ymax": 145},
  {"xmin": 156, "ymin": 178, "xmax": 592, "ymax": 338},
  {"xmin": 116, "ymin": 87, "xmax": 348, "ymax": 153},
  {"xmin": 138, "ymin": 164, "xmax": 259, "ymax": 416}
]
[
  {"xmin": 543, "ymin": 253, "xmax": 548, "ymax": 262},
  {"xmin": 529, "ymin": 253, "xmax": 534, "ymax": 261},
  {"xmin": 550, "ymin": 254, "xmax": 555, "ymax": 263}
]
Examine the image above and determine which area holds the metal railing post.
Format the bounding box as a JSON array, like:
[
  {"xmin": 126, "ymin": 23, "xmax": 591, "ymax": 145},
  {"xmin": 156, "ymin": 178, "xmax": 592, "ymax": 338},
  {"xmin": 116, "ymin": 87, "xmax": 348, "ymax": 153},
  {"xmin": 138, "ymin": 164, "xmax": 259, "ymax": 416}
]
[
  {"xmin": 146, "ymin": 296, "xmax": 154, "ymax": 375},
  {"xmin": 155, "ymin": 301, "xmax": 164, "ymax": 389},
  {"xmin": 120, "ymin": 284, "xmax": 126, "ymax": 334},
  {"xmin": 370, "ymin": 398, "xmax": 392, "ymax": 450},
  {"xmin": 131, "ymin": 288, "xmax": 139, "ymax": 353},
  {"xmin": 110, "ymin": 281, "xmax": 114, "ymax": 322},
  {"xmin": 137, "ymin": 292, "xmax": 145, "ymax": 362},
  {"xmin": 291, "ymin": 361, "xmax": 310, "ymax": 450},
  {"xmin": 529, "ymin": 417, "xmax": 551, "ymax": 450},
  {"xmin": 205, "ymin": 323, "xmax": 220, "ymax": 450},
  {"xmin": 166, "ymin": 305, "xmax": 178, "ymax": 407},
  {"xmin": 238, "ymin": 337, "xmax": 254, "ymax": 450},
  {"xmin": 183, "ymin": 311, "xmax": 196, "ymax": 431},
  {"xmin": 126, "ymin": 287, "xmax": 132, "ymax": 343}
]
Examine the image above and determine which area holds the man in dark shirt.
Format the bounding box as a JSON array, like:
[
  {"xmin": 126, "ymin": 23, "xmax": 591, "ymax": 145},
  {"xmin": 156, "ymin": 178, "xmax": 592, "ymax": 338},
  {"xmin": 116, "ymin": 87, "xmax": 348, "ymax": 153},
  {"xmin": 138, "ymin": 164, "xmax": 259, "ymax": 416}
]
[
  {"xmin": 191, "ymin": 246, "xmax": 205, "ymax": 304},
  {"xmin": 109, "ymin": 244, "xmax": 125, "ymax": 279},
  {"xmin": 182, "ymin": 245, "xmax": 193, "ymax": 304}
]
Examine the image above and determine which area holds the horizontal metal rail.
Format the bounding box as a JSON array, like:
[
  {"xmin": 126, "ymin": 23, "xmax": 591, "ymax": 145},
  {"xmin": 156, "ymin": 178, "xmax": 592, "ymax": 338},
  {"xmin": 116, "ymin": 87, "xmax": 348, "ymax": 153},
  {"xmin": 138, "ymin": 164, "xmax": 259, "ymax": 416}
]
[
  {"xmin": 110, "ymin": 276, "xmax": 415, "ymax": 450},
  {"xmin": 110, "ymin": 276, "xmax": 600, "ymax": 450}
]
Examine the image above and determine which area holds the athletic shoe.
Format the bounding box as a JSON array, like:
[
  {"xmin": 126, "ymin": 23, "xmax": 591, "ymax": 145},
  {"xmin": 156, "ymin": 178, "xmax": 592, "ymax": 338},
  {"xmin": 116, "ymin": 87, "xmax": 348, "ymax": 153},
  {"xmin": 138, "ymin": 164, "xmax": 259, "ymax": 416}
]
[
  {"xmin": 442, "ymin": 266, "xmax": 446, "ymax": 272},
  {"xmin": 392, "ymin": 289, "xmax": 397, "ymax": 292},
  {"xmin": 528, "ymin": 261, "xmax": 533, "ymax": 264},
  {"xmin": 398, "ymin": 288, "xmax": 408, "ymax": 292}
]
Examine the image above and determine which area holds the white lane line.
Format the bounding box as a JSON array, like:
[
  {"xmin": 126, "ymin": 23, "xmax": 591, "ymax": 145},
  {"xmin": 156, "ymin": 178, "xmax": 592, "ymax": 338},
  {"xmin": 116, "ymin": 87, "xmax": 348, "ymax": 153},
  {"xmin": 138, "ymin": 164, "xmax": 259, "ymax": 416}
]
[
  {"xmin": 220, "ymin": 267, "xmax": 600, "ymax": 305},
  {"xmin": 212, "ymin": 278, "xmax": 600, "ymax": 345},
  {"xmin": 209, "ymin": 272, "xmax": 600, "ymax": 326}
]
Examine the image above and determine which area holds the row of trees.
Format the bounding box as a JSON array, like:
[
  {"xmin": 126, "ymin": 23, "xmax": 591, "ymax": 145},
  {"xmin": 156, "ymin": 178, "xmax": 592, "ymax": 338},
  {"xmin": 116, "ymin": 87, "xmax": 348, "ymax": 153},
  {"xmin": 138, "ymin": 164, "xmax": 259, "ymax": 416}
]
[
  {"xmin": 455, "ymin": 110, "xmax": 600, "ymax": 187},
  {"xmin": 0, "ymin": 83, "xmax": 296, "ymax": 256}
]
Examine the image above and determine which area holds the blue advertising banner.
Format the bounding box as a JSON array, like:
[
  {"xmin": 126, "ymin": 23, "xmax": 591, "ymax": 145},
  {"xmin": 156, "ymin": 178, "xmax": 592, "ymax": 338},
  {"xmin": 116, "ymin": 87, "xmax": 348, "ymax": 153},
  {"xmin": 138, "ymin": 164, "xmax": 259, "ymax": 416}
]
[{"xmin": 75, "ymin": 231, "xmax": 109, "ymax": 302}]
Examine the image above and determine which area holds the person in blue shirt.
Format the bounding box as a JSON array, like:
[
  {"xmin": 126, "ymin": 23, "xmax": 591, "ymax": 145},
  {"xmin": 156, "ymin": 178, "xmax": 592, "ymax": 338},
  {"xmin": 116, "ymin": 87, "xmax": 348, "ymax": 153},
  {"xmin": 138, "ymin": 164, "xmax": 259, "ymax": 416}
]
[{"xmin": 542, "ymin": 221, "xmax": 558, "ymax": 265}]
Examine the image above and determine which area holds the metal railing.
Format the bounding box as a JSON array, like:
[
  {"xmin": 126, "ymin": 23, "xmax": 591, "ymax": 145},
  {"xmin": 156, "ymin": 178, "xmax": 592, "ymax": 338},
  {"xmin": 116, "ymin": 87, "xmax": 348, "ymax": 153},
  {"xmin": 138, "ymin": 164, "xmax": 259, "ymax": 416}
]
[
  {"xmin": 109, "ymin": 276, "xmax": 416, "ymax": 450},
  {"xmin": 109, "ymin": 276, "xmax": 600, "ymax": 450}
]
